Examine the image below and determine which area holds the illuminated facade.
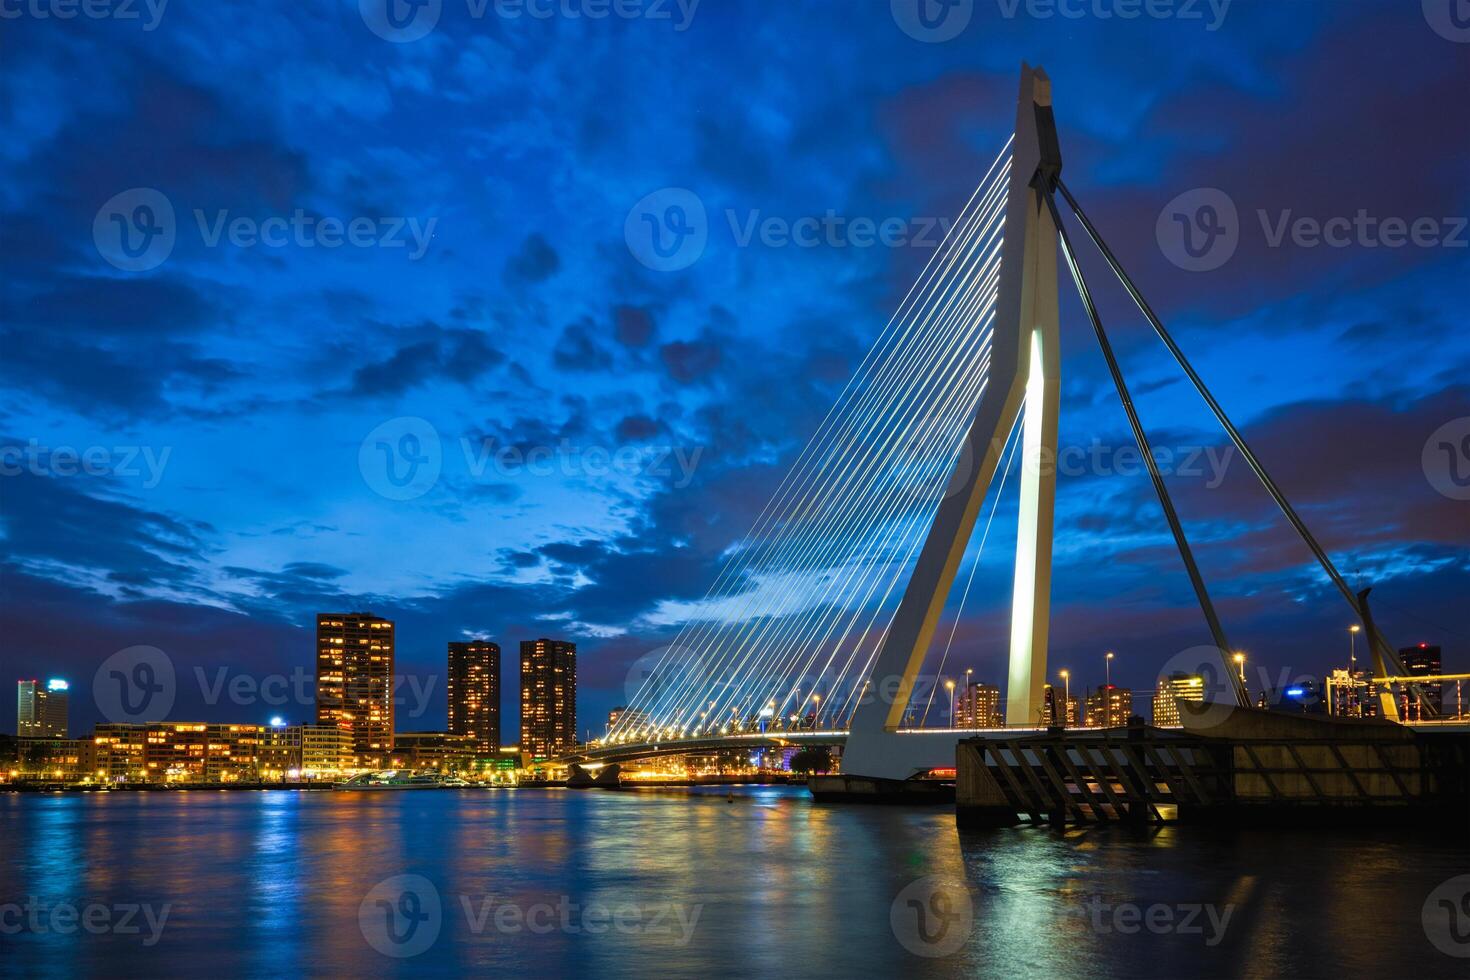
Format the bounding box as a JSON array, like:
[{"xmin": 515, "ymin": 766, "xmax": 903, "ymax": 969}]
[
  {"xmin": 956, "ymin": 683, "xmax": 1004, "ymax": 728},
  {"xmin": 520, "ymin": 638, "xmax": 576, "ymax": 760},
  {"xmin": 448, "ymin": 640, "xmax": 500, "ymax": 755},
  {"xmin": 16, "ymin": 737, "xmax": 90, "ymax": 780},
  {"xmin": 298, "ymin": 723, "xmax": 354, "ymax": 777},
  {"xmin": 315, "ymin": 613, "xmax": 396, "ymax": 755},
  {"xmin": 1041, "ymin": 684, "xmax": 1079, "ymax": 726},
  {"xmin": 1152, "ymin": 672, "xmax": 1205, "ymax": 727},
  {"xmin": 17, "ymin": 679, "xmax": 69, "ymax": 738},
  {"xmin": 1399, "ymin": 643, "xmax": 1444, "ymax": 718},
  {"xmin": 389, "ymin": 732, "xmax": 477, "ymax": 773},
  {"xmin": 1085, "ymin": 685, "xmax": 1133, "ymax": 728}
]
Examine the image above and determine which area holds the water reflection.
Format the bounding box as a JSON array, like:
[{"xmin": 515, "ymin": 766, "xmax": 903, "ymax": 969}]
[{"xmin": 1, "ymin": 788, "xmax": 1463, "ymax": 978}]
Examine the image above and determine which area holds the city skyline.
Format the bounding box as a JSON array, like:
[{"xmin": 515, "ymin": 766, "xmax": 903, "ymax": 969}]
[{"xmin": 2, "ymin": 3, "xmax": 1465, "ymax": 745}]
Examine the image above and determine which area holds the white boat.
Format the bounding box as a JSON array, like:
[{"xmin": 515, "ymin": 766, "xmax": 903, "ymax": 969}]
[{"xmin": 333, "ymin": 770, "xmax": 443, "ymax": 791}]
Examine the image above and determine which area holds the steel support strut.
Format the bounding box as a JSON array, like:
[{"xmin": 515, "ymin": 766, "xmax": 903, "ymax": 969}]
[
  {"xmin": 1052, "ymin": 179, "xmax": 1429, "ymax": 715},
  {"xmin": 1042, "ymin": 189, "xmax": 1250, "ymax": 708}
]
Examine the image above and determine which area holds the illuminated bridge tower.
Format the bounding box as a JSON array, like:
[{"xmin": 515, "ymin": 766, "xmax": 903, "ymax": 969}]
[{"xmin": 843, "ymin": 64, "xmax": 1062, "ymax": 779}]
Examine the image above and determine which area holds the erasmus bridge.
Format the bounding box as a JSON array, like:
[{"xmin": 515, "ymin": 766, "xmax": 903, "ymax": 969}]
[{"xmin": 573, "ymin": 65, "xmax": 1439, "ymax": 781}]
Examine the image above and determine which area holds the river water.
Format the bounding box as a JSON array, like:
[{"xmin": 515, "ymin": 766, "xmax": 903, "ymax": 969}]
[{"xmin": 2, "ymin": 786, "xmax": 1466, "ymax": 978}]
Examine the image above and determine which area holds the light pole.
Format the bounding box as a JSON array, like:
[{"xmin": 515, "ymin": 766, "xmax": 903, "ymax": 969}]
[
  {"xmin": 1059, "ymin": 669, "xmax": 1070, "ymax": 726},
  {"xmin": 1104, "ymin": 651, "xmax": 1114, "ymax": 687},
  {"xmin": 1348, "ymin": 624, "xmax": 1360, "ymax": 715},
  {"xmin": 1233, "ymin": 652, "xmax": 1247, "ymax": 701},
  {"xmin": 945, "ymin": 679, "xmax": 956, "ymax": 728}
]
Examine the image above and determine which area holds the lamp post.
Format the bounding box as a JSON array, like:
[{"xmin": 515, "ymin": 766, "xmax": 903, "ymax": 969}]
[
  {"xmin": 1059, "ymin": 669, "xmax": 1070, "ymax": 727},
  {"xmin": 1104, "ymin": 651, "xmax": 1114, "ymax": 687},
  {"xmin": 1348, "ymin": 624, "xmax": 1360, "ymax": 716},
  {"xmin": 945, "ymin": 679, "xmax": 956, "ymax": 728}
]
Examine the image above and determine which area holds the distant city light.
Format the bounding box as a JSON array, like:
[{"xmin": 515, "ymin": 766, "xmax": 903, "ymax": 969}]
[
  {"xmin": 46, "ymin": 679, "xmax": 69, "ymax": 691},
  {"xmin": 1285, "ymin": 687, "xmax": 1306, "ymax": 698},
  {"xmin": 269, "ymin": 716, "xmax": 286, "ymax": 727}
]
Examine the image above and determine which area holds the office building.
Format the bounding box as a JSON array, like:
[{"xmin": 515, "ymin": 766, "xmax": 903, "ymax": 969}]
[
  {"xmin": 1153, "ymin": 672, "xmax": 1205, "ymax": 727},
  {"xmin": 448, "ymin": 640, "xmax": 501, "ymax": 755},
  {"xmin": 520, "ymin": 638, "xmax": 576, "ymax": 760},
  {"xmin": 1085, "ymin": 685, "xmax": 1133, "ymax": 728},
  {"xmin": 956, "ymin": 683, "xmax": 1003, "ymax": 728},
  {"xmin": 1400, "ymin": 643, "xmax": 1444, "ymax": 719},
  {"xmin": 17, "ymin": 679, "xmax": 69, "ymax": 738},
  {"xmin": 1041, "ymin": 684, "xmax": 1080, "ymax": 726},
  {"xmin": 316, "ymin": 613, "xmax": 395, "ymax": 754}
]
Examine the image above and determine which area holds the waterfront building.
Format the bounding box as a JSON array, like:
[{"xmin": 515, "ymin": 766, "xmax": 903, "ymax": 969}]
[
  {"xmin": 93, "ymin": 724, "xmax": 149, "ymax": 782},
  {"xmin": 315, "ymin": 613, "xmax": 395, "ymax": 754},
  {"xmin": 448, "ymin": 640, "xmax": 501, "ymax": 755},
  {"xmin": 1152, "ymin": 672, "xmax": 1205, "ymax": 727},
  {"xmin": 1085, "ymin": 685, "xmax": 1133, "ymax": 728},
  {"xmin": 520, "ymin": 639, "xmax": 576, "ymax": 760},
  {"xmin": 298, "ymin": 723, "xmax": 354, "ymax": 778},
  {"xmin": 17, "ymin": 679, "xmax": 69, "ymax": 738},
  {"xmin": 389, "ymin": 732, "xmax": 477, "ymax": 773},
  {"xmin": 16, "ymin": 737, "xmax": 91, "ymax": 780}
]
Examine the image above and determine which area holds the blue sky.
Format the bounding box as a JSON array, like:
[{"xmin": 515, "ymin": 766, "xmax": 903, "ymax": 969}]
[{"xmin": 1, "ymin": 0, "xmax": 1467, "ymax": 737}]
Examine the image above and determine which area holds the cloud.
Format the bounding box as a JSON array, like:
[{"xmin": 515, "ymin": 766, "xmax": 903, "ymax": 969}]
[
  {"xmin": 503, "ymin": 233, "xmax": 560, "ymax": 285},
  {"xmin": 349, "ymin": 322, "xmax": 504, "ymax": 397}
]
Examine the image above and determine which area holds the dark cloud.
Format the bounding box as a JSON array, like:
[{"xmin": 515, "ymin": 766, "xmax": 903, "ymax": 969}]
[
  {"xmin": 552, "ymin": 319, "xmax": 613, "ymax": 371},
  {"xmin": 613, "ymin": 305, "xmax": 656, "ymax": 347},
  {"xmin": 349, "ymin": 323, "xmax": 504, "ymax": 397},
  {"xmin": 503, "ymin": 233, "xmax": 560, "ymax": 284}
]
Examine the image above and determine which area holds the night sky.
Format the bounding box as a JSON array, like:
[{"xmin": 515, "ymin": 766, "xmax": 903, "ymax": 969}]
[{"xmin": 2, "ymin": 1, "xmax": 1466, "ymax": 738}]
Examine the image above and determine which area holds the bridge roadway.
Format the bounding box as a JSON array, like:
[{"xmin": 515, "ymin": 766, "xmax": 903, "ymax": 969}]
[{"xmin": 560, "ymin": 719, "xmax": 1470, "ymax": 767}]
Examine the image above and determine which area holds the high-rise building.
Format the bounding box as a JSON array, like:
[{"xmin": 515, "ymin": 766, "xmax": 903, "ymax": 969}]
[
  {"xmin": 1153, "ymin": 672, "xmax": 1205, "ymax": 727},
  {"xmin": 315, "ymin": 613, "xmax": 395, "ymax": 755},
  {"xmin": 956, "ymin": 683, "xmax": 1003, "ymax": 728},
  {"xmin": 448, "ymin": 640, "xmax": 501, "ymax": 755},
  {"xmin": 520, "ymin": 639, "xmax": 576, "ymax": 760},
  {"xmin": 17, "ymin": 679, "xmax": 69, "ymax": 738},
  {"xmin": 1085, "ymin": 685, "xmax": 1133, "ymax": 728},
  {"xmin": 1400, "ymin": 643, "xmax": 1444, "ymax": 719},
  {"xmin": 1041, "ymin": 684, "xmax": 1079, "ymax": 726}
]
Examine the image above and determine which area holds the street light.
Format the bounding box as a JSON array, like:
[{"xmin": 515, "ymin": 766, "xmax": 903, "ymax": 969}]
[
  {"xmin": 1233, "ymin": 651, "xmax": 1247, "ymax": 695},
  {"xmin": 945, "ymin": 679, "xmax": 956, "ymax": 728},
  {"xmin": 1105, "ymin": 651, "xmax": 1114, "ymax": 687},
  {"xmin": 1059, "ymin": 669, "xmax": 1070, "ymax": 727}
]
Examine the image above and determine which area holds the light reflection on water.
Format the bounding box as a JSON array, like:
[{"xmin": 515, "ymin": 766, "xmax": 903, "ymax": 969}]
[{"xmin": 1, "ymin": 786, "xmax": 1463, "ymax": 978}]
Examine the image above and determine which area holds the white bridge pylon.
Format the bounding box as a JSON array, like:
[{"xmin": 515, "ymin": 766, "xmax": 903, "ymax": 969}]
[{"xmin": 843, "ymin": 64, "xmax": 1061, "ymax": 779}]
